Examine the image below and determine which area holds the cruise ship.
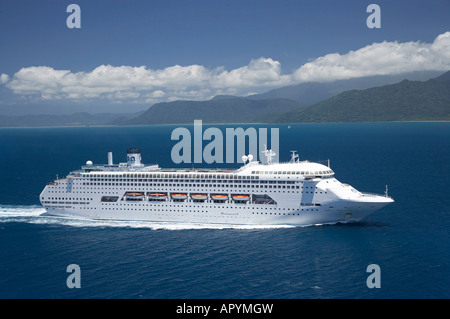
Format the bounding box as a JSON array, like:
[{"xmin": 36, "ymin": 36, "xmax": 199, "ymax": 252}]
[{"xmin": 39, "ymin": 148, "xmax": 394, "ymax": 226}]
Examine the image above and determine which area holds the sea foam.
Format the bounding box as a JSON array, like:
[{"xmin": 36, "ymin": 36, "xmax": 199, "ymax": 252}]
[{"xmin": 0, "ymin": 205, "xmax": 296, "ymax": 230}]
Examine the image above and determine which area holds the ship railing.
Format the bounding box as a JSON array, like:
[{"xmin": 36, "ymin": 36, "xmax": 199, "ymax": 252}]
[
  {"xmin": 234, "ymin": 161, "xmax": 260, "ymax": 172},
  {"xmin": 360, "ymin": 191, "xmax": 393, "ymax": 199}
]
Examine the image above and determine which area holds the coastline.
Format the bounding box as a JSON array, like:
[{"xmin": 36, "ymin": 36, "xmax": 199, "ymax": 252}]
[{"xmin": 0, "ymin": 120, "xmax": 450, "ymax": 129}]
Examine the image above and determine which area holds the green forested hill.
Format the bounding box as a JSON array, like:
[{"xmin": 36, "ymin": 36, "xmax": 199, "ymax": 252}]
[
  {"xmin": 272, "ymin": 71, "xmax": 450, "ymax": 123},
  {"xmin": 121, "ymin": 97, "xmax": 304, "ymax": 124}
]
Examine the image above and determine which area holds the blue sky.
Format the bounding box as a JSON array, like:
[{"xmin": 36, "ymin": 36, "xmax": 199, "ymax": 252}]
[{"xmin": 0, "ymin": 0, "xmax": 449, "ymax": 113}]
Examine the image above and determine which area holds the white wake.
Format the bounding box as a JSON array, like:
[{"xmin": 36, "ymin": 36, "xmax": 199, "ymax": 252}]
[{"xmin": 0, "ymin": 205, "xmax": 296, "ymax": 230}]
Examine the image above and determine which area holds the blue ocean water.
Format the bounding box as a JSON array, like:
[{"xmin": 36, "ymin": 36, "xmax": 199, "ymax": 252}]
[{"xmin": 0, "ymin": 122, "xmax": 449, "ymax": 299}]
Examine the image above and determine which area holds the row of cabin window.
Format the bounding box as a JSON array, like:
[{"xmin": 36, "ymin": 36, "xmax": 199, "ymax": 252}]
[
  {"xmin": 83, "ymin": 182, "xmax": 301, "ymax": 189},
  {"xmin": 252, "ymin": 170, "xmax": 333, "ymax": 175},
  {"xmin": 82, "ymin": 178, "xmax": 297, "ymax": 184},
  {"xmin": 83, "ymin": 173, "xmax": 258, "ymax": 179}
]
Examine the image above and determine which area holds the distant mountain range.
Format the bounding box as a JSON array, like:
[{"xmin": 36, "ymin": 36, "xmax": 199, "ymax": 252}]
[
  {"xmin": 121, "ymin": 70, "xmax": 450, "ymax": 125},
  {"xmin": 272, "ymin": 70, "xmax": 450, "ymax": 123},
  {"xmin": 247, "ymin": 70, "xmax": 443, "ymax": 104},
  {"xmin": 0, "ymin": 112, "xmax": 142, "ymax": 127},
  {"xmin": 0, "ymin": 70, "xmax": 448, "ymax": 127},
  {"xmin": 119, "ymin": 98, "xmax": 304, "ymax": 125}
]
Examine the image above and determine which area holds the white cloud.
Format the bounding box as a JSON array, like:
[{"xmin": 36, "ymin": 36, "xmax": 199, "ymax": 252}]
[
  {"xmin": 293, "ymin": 31, "xmax": 450, "ymax": 82},
  {"xmin": 150, "ymin": 90, "xmax": 165, "ymax": 98},
  {"xmin": 0, "ymin": 73, "xmax": 9, "ymax": 84},
  {"xmin": 4, "ymin": 58, "xmax": 286, "ymax": 103},
  {"xmin": 3, "ymin": 31, "xmax": 450, "ymax": 104},
  {"xmin": 212, "ymin": 57, "xmax": 291, "ymax": 88}
]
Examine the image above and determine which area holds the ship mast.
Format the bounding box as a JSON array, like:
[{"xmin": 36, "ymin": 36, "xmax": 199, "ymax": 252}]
[
  {"xmin": 261, "ymin": 145, "xmax": 276, "ymax": 165},
  {"xmin": 289, "ymin": 150, "xmax": 299, "ymax": 163}
]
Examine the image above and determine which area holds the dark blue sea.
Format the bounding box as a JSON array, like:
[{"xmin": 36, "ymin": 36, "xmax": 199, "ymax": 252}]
[{"xmin": 0, "ymin": 122, "xmax": 449, "ymax": 299}]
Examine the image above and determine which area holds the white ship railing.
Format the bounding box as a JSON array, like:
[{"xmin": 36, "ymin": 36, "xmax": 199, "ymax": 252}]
[{"xmin": 360, "ymin": 191, "xmax": 393, "ymax": 199}]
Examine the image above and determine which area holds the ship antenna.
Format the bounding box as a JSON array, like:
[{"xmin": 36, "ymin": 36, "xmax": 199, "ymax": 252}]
[
  {"xmin": 290, "ymin": 150, "xmax": 299, "ymax": 163},
  {"xmin": 265, "ymin": 149, "xmax": 276, "ymax": 165},
  {"xmin": 261, "ymin": 144, "xmax": 276, "ymax": 164},
  {"xmin": 385, "ymin": 185, "xmax": 389, "ymax": 198},
  {"xmin": 328, "ymin": 159, "xmax": 330, "ymax": 168},
  {"xmin": 261, "ymin": 144, "xmax": 267, "ymax": 164}
]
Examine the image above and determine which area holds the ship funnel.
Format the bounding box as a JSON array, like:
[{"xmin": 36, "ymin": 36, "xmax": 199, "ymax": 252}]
[
  {"xmin": 108, "ymin": 152, "xmax": 113, "ymax": 165},
  {"xmin": 127, "ymin": 148, "xmax": 142, "ymax": 166}
]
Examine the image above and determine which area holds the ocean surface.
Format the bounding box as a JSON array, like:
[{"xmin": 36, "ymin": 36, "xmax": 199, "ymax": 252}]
[{"xmin": 0, "ymin": 122, "xmax": 449, "ymax": 299}]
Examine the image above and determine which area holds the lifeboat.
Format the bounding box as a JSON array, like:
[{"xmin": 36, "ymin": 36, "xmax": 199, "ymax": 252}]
[
  {"xmin": 171, "ymin": 193, "xmax": 187, "ymax": 200},
  {"xmin": 191, "ymin": 194, "xmax": 207, "ymax": 200},
  {"xmin": 125, "ymin": 192, "xmax": 145, "ymax": 200},
  {"xmin": 232, "ymin": 194, "xmax": 250, "ymax": 201},
  {"xmin": 211, "ymin": 194, "xmax": 228, "ymax": 201},
  {"xmin": 148, "ymin": 192, "xmax": 167, "ymax": 200}
]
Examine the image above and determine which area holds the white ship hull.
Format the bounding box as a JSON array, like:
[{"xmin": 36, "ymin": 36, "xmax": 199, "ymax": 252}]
[
  {"xmin": 41, "ymin": 186, "xmax": 392, "ymax": 227},
  {"xmin": 40, "ymin": 148, "xmax": 393, "ymax": 227},
  {"xmin": 44, "ymin": 202, "xmax": 388, "ymax": 226}
]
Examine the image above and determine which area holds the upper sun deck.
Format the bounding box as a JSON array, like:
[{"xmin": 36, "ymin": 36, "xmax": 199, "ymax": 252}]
[
  {"xmin": 237, "ymin": 161, "xmax": 334, "ymax": 179},
  {"xmin": 77, "ymin": 162, "xmax": 236, "ymax": 174},
  {"xmin": 66, "ymin": 148, "xmax": 334, "ymax": 181},
  {"xmin": 67, "ymin": 160, "xmax": 334, "ymax": 183}
]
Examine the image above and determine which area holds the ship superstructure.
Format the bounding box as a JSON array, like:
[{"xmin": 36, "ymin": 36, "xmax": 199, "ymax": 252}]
[{"xmin": 39, "ymin": 148, "xmax": 393, "ymax": 226}]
